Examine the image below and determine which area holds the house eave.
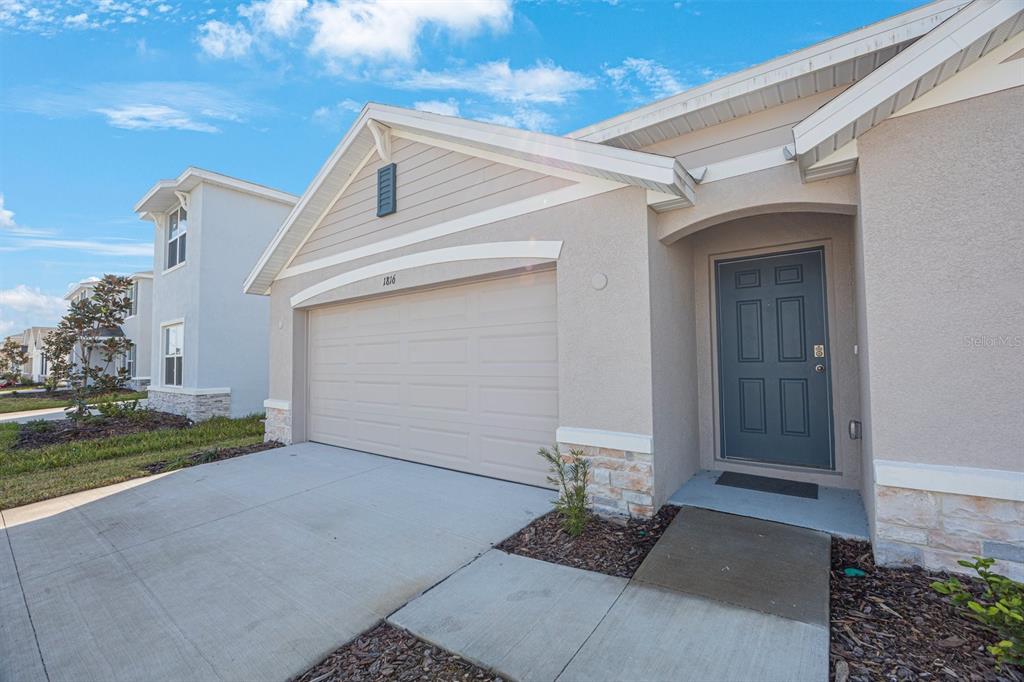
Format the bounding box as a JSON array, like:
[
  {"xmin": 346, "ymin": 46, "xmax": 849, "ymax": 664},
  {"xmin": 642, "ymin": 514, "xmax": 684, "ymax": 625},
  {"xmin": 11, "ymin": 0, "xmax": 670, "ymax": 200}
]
[{"xmin": 134, "ymin": 167, "xmax": 298, "ymax": 218}]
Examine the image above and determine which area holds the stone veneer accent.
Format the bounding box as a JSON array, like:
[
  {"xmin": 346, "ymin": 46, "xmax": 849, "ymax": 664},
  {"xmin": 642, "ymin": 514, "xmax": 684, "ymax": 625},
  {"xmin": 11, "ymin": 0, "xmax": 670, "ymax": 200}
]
[
  {"xmin": 558, "ymin": 442, "xmax": 655, "ymax": 518},
  {"xmin": 264, "ymin": 406, "xmax": 292, "ymax": 444},
  {"xmin": 147, "ymin": 389, "xmax": 230, "ymax": 422},
  {"xmin": 875, "ymin": 485, "xmax": 1024, "ymax": 580}
]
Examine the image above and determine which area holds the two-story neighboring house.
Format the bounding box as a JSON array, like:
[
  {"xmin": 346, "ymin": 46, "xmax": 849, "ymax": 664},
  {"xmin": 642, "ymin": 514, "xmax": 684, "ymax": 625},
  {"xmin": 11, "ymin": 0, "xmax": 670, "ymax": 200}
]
[
  {"xmin": 120, "ymin": 271, "xmax": 153, "ymax": 390},
  {"xmin": 21, "ymin": 326, "xmax": 57, "ymax": 383},
  {"xmin": 2, "ymin": 331, "xmax": 31, "ymax": 381},
  {"xmin": 62, "ymin": 278, "xmax": 124, "ymax": 383},
  {"xmin": 134, "ymin": 168, "xmax": 297, "ymax": 420}
]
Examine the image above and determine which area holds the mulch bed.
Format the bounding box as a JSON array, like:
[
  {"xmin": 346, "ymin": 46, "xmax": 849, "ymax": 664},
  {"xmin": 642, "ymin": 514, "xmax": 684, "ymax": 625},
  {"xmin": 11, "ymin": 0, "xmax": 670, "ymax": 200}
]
[
  {"xmin": 292, "ymin": 622, "xmax": 504, "ymax": 682},
  {"xmin": 143, "ymin": 440, "xmax": 284, "ymax": 474},
  {"xmin": 495, "ymin": 505, "xmax": 679, "ymax": 578},
  {"xmin": 830, "ymin": 537, "xmax": 1022, "ymax": 681},
  {"xmin": 14, "ymin": 411, "xmax": 192, "ymax": 449}
]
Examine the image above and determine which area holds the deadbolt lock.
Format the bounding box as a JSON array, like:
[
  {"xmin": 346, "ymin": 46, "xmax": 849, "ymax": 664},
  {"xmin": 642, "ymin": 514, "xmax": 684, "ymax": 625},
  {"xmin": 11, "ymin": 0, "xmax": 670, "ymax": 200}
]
[
  {"xmin": 813, "ymin": 344, "xmax": 825, "ymax": 358},
  {"xmin": 815, "ymin": 364, "xmax": 825, "ymax": 373}
]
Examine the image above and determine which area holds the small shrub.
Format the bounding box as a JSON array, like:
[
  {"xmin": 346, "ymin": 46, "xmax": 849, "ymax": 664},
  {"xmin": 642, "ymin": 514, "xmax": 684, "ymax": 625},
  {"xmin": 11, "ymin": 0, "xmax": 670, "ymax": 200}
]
[
  {"xmin": 23, "ymin": 419, "xmax": 54, "ymax": 434},
  {"xmin": 538, "ymin": 444, "xmax": 591, "ymax": 537},
  {"xmin": 96, "ymin": 399, "xmax": 140, "ymax": 419},
  {"xmin": 932, "ymin": 556, "xmax": 1024, "ymax": 668}
]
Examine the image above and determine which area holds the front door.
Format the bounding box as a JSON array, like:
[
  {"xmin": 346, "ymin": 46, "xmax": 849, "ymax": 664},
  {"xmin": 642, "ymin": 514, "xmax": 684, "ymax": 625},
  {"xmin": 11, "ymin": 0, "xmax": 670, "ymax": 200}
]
[{"xmin": 715, "ymin": 248, "xmax": 834, "ymax": 469}]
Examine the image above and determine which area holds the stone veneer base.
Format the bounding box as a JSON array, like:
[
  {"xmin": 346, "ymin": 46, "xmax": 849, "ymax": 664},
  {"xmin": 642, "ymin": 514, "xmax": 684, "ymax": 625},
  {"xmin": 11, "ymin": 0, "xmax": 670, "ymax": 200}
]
[
  {"xmin": 147, "ymin": 389, "xmax": 231, "ymax": 422},
  {"xmin": 874, "ymin": 484, "xmax": 1024, "ymax": 580},
  {"xmin": 264, "ymin": 406, "xmax": 292, "ymax": 444},
  {"xmin": 558, "ymin": 442, "xmax": 655, "ymax": 518}
]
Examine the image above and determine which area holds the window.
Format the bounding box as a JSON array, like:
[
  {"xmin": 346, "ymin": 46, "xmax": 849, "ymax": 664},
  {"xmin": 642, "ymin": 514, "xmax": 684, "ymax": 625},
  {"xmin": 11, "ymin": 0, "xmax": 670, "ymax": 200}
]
[
  {"xmin": 41, "ymin": 353, "xmax": 48, "ymax": 376},
  {"xmin": 166, "ymin": 205, "xmax": 188, "ymax": 269},
  {"xmin": 127, "ymin": 281, "xmax": 138, "ymax": 317},
  {"xmin": 124, "ymin": 343, "xmax": 136, "ymax": 378},
  {"xmin": 163, "ymin": 324, "xmax": 183, "ymax": 386}
]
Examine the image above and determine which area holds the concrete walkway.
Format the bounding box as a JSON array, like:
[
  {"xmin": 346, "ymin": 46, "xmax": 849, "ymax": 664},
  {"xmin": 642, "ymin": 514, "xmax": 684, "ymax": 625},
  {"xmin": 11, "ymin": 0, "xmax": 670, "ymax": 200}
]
[
  {"xmin": 390, "ymin": 507, "xmax": 829, "ymax": 681},
  {"xmin": 0, "ymin": 443, "xmax": 554, "ymax": 682}
]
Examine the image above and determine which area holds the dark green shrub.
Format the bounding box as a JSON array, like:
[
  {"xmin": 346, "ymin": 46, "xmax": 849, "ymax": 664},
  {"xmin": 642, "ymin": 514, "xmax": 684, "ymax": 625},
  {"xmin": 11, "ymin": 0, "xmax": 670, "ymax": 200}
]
[
  {"xmin": 96, "ymin": 399, "xmax": 140, "ymax": 420},
  {"xmin": 932, "ymin": 557, "xmax": 1024, "ymax": 668},
  {"xmin": 23, "ymin": 419, "xmax": 55, "ymax": 434},
  {"xmin": 538, "ymin": 444, "xmax": 591, "ymax": 537}
]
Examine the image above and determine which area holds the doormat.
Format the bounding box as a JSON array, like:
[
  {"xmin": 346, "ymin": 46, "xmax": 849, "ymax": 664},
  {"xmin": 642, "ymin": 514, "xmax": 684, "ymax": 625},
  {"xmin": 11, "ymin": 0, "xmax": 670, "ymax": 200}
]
[{"xmin": 715, "ymin": 471, "xmax": 819, "ymax": 499}]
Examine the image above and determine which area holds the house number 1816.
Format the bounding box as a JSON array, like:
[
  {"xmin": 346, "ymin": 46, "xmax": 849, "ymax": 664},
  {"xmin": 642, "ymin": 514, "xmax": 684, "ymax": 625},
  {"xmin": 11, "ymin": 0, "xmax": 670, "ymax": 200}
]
[{"xmin": 382, "ymin": 274, "xmax": 396, "ymax": 287}]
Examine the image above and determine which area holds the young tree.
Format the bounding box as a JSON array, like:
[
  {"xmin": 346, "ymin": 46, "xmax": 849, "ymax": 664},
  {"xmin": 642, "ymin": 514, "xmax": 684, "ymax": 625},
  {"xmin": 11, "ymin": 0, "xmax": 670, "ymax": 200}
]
[
  {"xmin": 0, "ymin": 337, "xmax": 29, "ymax": 385},
  {"xmin": 43, "ymin": 275, "xmax": 133, "ymax": 418}
]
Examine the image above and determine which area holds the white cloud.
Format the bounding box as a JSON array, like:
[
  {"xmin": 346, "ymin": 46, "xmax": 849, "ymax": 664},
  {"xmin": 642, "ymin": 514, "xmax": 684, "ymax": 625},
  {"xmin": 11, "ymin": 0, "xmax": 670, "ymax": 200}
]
[
  {"xmin": 0, "ymin": 194, "xmax": 14, "ymax": 230},
  {"xmin": 308, "ymin": 0, "xmax": 511, "ymax": 64},
  {"xmin": 63, "ymin": 12, "xmax": 94, "ymax": 28},
  {"xmin": 0, "ymin": 285, "xmax": 69, "ymax": 334},
  {"xmin": 7, "ymin": 81, "xmax": 259, "ymax": 134},
  {"xmin": 240, "ymin": 0, "xmax": 308, "ymax": 36},
  {"xmin": 0, "ymin": 194, "xmax": 53, "ymax": 237},
  {"xmin": 605, "ymin": 57, "xmax": 687, "ymax": 101},
  {"xmin": 2, "ymin": 237, "xmax": 153, "ymax": 257},
  {"xmin": 413, "ymin": 98, "xmax": 460, "ymax": 117},
  {"xmin": 198, "ymin": 20, "xmax": 254, "ymax": 59},
  {"xmin": 156, "ymin": 4, "xmax": 173, "ymax": 13},
  {"xmin": 477, "ymin": 106, "xmax": 554, "ymax": 132},
  {"xmin": 95, "ymin": 105, "xmax": 221, "ymax": 132},
  {"xmin": 404, "ymin": 60, "xmax": 594, "ymax": 104},
  {"xmin": 0, "ymin": 1, "xmax": 172, "ymax": 34},
  {"xmin": 311, "ymin": 98, "xmax": 363, "ymax": 128}
]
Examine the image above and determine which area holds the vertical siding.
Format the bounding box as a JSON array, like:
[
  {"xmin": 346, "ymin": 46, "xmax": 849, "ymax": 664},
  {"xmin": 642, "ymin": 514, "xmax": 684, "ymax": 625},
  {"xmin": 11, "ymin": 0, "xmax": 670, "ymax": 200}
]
[{"xmin": 290, "ymin": 139, "xmax": 574, "ymax": 267}]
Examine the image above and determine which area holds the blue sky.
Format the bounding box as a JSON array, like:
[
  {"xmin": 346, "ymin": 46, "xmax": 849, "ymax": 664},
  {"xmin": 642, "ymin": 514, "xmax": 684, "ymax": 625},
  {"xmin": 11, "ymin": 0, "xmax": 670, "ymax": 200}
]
[{"xmin": 0, "ymin": 0, "xmax": 917, "ymax": 336}]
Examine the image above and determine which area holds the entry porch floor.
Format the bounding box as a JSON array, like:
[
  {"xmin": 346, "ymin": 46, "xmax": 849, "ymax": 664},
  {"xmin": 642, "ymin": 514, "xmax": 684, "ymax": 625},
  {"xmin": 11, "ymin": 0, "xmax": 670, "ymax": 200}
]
[{"xmin": 668, "ymin": 469, "xmax": 870, "ymax": 539}]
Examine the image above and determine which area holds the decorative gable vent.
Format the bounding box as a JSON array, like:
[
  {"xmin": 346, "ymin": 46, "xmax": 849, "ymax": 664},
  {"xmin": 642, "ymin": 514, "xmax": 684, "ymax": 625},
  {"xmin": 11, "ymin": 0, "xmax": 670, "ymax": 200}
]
[{"xmin": 376, "ymin": 163, "xmax": 397, "ymax": 217}]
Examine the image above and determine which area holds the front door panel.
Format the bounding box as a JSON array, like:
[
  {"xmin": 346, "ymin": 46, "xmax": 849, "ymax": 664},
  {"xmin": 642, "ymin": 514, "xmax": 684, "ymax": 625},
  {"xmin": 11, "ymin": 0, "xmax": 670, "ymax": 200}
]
[{"xmin": 716, "ymin": 248, "xmax": 834, "ymax": 469}]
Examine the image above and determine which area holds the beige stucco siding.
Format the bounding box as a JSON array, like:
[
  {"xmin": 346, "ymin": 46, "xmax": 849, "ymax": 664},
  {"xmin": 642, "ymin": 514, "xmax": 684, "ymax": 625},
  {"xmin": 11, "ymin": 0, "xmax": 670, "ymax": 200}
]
[
  {"xmin": 290, "ymin": 139, "xmax": 574, "ymax": 267},
  {"xmin": 856, "ymin": 86, "xmax": 1024, "ymax": 472},
  {"xmin": 269, "ymin": 184, "xmax": 655, "ymax": 442}
]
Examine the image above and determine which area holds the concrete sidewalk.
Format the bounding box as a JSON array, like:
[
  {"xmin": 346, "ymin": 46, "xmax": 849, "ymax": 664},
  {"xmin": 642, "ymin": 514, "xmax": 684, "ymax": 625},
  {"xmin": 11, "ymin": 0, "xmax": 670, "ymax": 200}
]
[{"xmin": 390, "ymin": 507, "xmax": 830, "ymax": 681}]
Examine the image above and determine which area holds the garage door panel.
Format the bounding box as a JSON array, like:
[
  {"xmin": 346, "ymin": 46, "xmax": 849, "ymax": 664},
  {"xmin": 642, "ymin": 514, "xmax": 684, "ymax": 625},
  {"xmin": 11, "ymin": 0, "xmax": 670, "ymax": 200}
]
[{"xmin": 307, "ymin": 270, "xmax": 558, "ymax": 487}]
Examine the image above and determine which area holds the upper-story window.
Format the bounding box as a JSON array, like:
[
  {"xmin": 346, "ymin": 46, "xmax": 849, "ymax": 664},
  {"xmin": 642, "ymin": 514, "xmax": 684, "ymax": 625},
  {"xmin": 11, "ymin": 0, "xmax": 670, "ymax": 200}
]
[
  {"xmin": 166, "ymin": 205, "xmax": 188, "ymax": 270},
  {"xmin": 127, "ymin": 280, "xmax": 138, "ymax": 317}
]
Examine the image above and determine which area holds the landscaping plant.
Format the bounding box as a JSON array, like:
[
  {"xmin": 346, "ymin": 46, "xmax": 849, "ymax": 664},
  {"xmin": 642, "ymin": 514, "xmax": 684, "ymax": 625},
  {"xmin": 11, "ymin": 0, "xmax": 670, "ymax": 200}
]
[
  {"xmin": 932, "ymin": 556, "xmax": 1024, "ymax": 668},
  {"xmin": 538, "ymin": 444, "xmax": 591, "ymax": 537},
  {"xmin": 42, "ymin": 275, "xmax": 133, "ymax": 419},
  {"xmin": 0, "ymin": 337, "xmax": 29, "ymax": 386}
]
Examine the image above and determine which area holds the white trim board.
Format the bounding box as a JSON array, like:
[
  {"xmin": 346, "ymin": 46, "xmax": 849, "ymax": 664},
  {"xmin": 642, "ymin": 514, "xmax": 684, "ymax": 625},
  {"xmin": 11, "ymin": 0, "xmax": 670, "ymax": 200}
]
[
  {"xmin": 290, "ymin": 241, "xmax": 563, "ymax": 308},
  {"xmin": 263, "ymin": 399, "xmax": 291, "ymax": 410},
  {"xmin": 149, "ymin": 386, "xmax": 231, "ymax": 396},
  {"xmin": 874, "ymin": 459, "xmax": 1024, "ymax": 502},
  {"xmin": 556, "ymin": 427, "xmax": 653, "ymax": 455},
  {"xmin": 279, "ymin": 182, "xmax": 610, "ymax": 280}
]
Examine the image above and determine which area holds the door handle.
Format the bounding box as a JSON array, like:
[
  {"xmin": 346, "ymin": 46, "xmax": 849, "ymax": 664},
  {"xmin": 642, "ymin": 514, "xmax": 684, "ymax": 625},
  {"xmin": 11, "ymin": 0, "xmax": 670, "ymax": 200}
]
[{"xmin": 815, "ymin": 364, "xmax": 825, "ymax": 373}]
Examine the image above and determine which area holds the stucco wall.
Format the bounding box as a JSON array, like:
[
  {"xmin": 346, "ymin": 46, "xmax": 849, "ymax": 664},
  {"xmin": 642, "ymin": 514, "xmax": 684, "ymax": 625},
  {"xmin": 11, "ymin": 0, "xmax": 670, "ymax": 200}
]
[
  {"xmin": 121, "ymin": 276, "xmax": 152, "ymax": 384},
  {"xmin": 267, "ymin": 185, "xmax": 655, "ymax": 444},
  {"xmin": 198, "ymin": 184, "xmax": 292, "ymax": 417},
  {"xmin": 856, "ymin": 86, "xmax": 1024, "ymax": 472},
  {"xmin": 647, "ymin": 209, "xmax": 700, "ymax": 506},
  {"xmin": 680, "ymin": 211, "xmax": 863, "ymax": 489}
]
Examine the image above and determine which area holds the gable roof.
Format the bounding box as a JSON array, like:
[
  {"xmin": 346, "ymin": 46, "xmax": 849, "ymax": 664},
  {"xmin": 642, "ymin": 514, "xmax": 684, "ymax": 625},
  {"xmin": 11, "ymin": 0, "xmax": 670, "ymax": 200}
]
[
  {"xmin": 793, "ymin": 0, "xmax": 1023, "ymax": 175},
  {"xmin": 244, "ymin": 103, "xmax": 694, "ymax": 295},
  {"xmin": 568, "ymin": 0, "xmax": 967, "ymax": 149},
  {"xmin": 134, "ymin": 167, "xmax": 298, "ymax": 218}
]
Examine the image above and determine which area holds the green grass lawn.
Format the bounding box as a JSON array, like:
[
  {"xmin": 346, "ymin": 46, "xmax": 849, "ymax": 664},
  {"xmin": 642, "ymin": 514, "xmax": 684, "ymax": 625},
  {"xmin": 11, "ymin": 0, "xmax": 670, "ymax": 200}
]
[
  {"xmin": 0, "ymin": 390, "xmax": 148, "ymax": 415},
  {"xmin": 0, "ymin": 414, "xmax": 265, "ymax": 509}
]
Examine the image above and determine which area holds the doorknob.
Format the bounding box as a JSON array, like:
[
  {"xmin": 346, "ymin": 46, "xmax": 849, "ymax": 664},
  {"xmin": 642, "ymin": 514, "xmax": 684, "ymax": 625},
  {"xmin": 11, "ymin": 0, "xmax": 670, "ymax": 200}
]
[{"xmin": 815, "ymin": 364, "xmax": 825, "ymax": 373}]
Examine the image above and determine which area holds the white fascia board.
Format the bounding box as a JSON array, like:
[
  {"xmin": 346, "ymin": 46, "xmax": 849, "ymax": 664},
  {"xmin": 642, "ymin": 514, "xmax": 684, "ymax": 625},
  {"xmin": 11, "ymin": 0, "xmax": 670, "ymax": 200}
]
[
  {"xmin": 370, "ymin": 105, "xmax": 688, "ymax": 194},
  {"xmin": 290, "ymin": 241, "xmax": 563, "ymax": 308},
  {"xmin": 555, "ymin": 427, "xmax": 653, "ymax": 454},
  {"xmin": 134, "ymin": 166, "xmax": 298, "ymax": 216},
  {"xmin": 875, "ymin": 459, "xmax": 1024, "ymax": 502},
  {"xmin": 264, "ymin": 399, "xmax": 290, "ymax": 410},
  {"xmin": 570, "ymin": 0, "xmax": 967, "ymax": 144},
  {"xmin": 794, "ymin": 1, "xmax": 1023, "ymax": 156}
]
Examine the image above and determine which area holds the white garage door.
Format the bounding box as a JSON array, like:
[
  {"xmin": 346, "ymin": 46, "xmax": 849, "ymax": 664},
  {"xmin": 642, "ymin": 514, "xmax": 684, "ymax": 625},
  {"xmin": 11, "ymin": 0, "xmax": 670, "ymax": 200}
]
[{"xmin": 307, "ymin": 269, "xmax": 558, "ymax": 487}]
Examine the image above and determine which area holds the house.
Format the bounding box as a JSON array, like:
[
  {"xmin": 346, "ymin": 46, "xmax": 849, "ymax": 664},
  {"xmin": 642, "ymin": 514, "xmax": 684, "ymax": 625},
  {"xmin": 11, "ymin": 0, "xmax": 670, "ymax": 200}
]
[
  {"xmin": 134, "ymin": 168, "xmax": 298, "ymax": 420},
  {"xmin": 2, "ymin": 331, "xmax": 31, "ymax": 381},
  {"xmin": 244, "ymin": 0, "xmax": 1023, "ymax": 577},
  {"xmin": 21, "ymin": 326, "xmax": 57, "ymax": 383},
  {"xmin": 62, "ymin": 278, "xmax": 124, "ymax": 383},
  {"xmin": 120, "ymin": 271, "xmax": 153, "ymax": 390}
]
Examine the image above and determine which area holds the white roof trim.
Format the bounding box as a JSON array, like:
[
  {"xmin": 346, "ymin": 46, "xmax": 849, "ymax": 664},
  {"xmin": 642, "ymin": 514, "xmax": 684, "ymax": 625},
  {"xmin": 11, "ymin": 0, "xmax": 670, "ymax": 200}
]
[
  {"xmin": 134, "ymin": 167, "xmax": 298, "ymax": 217},
  {"xmin": 794, "ymin": 1, "xmax": 1024, "ymax": 170},
  {"xmin": 244, "ymin": 103, "xmax": 693, "ymax": 296},
  {"xmin": 569, "ymin": 0, "xmax": 967, "ymax": 148}
]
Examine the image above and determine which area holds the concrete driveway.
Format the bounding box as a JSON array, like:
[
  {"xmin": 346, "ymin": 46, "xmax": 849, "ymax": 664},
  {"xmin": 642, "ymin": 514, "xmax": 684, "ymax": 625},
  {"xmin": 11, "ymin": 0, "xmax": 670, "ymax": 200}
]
[{"xmin": 1, "ymin": 443, "xmax": 554, "ymax": 682}]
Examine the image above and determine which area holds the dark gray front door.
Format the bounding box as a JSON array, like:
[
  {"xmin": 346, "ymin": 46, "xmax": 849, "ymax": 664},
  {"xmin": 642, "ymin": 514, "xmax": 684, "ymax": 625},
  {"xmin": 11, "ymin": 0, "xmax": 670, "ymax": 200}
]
[{"xmin": 715, "ymin": 248, "xmax": 834, "ymax": 469}]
